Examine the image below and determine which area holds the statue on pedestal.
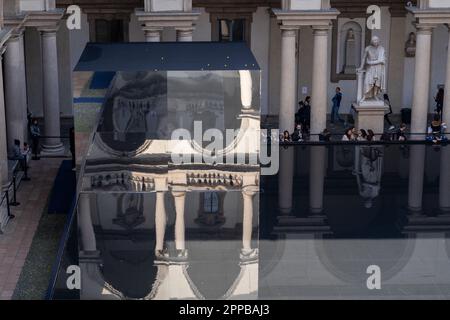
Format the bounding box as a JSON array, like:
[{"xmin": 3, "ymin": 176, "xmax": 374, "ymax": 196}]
[{"xmin": 357, "ymin": 36, "xmax": 386, "ymax": 102}]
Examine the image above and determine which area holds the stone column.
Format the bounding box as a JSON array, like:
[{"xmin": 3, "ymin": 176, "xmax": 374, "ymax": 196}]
[
  {"xmin": 279, "ymin": 27, "xmax": 298, "ymax": 132},
  {"xmin": 4, "ymin": 32, "xmax": 27, "ymax": 149},
  {"xmin": 410, "ymin": 24, "xmax": 434, "ymax": 139},
  {"xmin": 278, "ymin": 147, "xmax": 294, "ymax": 214},
  {"xmin": 309, "ymin": 146, "xmax": 326, "ymax": 214},
  {"xmin": 155, "ymin": 191, "xmax": 167, "ymax": 252},
  {"xmin": 176, "ymin": 28, "xmax": 194, "ymax": 42},
  {"xmin": 0, "ymin": 47, "xmax": 9, "ymax": 188},
  {"xmin": 408, "ymin": 145, "xmax": 426, "ymax": 213},
  {"xmin": 172, "ymin": 191, "xmax": 186, "ymax": 251},
  {"xmin": 443, "ymin": 25, "xmax": 450, "ymax": 127},
  {"xmin": 40, "ymin": 28, "xmax": 64, "ymax": 153},
  {"xmin": 310, "ymin": 26, "xmax": 330, "ymax": 140},
  {"xmin": 144, "ymin": 27, "xmax": 163, "ymax": 42},
  {"xmin": 78, "ymin": 194, "xmax": 97, "ymax": 252},
  {"xmin": 242, "ymin": 189, "xmax": 256, "ymax": 251}
]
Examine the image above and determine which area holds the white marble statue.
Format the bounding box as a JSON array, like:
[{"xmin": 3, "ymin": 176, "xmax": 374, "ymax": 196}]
[{"xmin": 357, "ymin": 36, "xmax": 386, "ymax": 101}]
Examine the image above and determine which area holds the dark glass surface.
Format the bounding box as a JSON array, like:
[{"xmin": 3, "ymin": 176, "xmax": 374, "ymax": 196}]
[{"xmin": 51, "ymin": 144, "xmax": 450, "ymax": 300}]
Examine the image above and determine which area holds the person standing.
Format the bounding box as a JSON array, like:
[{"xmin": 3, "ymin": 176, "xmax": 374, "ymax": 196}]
[
  {"xmin": 30, "ymin": 119, "xmax": 41, "ymax": 160},
  {"xmin": 331, "ymin": 87, "xmax": 344, "ymax": 124},
  {"xmin": 435, "ymin": 88, "xmax": 444, "ymax": 119},
  {"xmin": 384, "ymin": 94, "xmax": 395, "ymax": 131}
]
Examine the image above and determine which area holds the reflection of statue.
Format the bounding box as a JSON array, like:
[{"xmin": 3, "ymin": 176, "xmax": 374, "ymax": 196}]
[
  {"xmin": 353, "ymin": 147, "xmax": 383, "ymax": 209},
  {"xmin": 357, "ymin": 36, "xmax": 386, "ymax": 101},
  {"xmin": 343, "ymin": 28, "xmax": 357, "ymax": 74},
  {"xmin": 405, "ymin": 32, "xmax": 416, "ymax": 58}
]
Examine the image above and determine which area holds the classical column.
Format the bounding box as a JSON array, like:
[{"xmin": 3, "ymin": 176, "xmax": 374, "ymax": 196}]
[
  {"xmin": 172, "ymin": 191, "xmax": 186, "ymax": 251},
  {"xmin": 443, "ymin": 25, "xmax": 450, "ymax": 127},
  {"xmin": 310, "ymin": 26, "xmax": 330, "ymax": 140},
  {"xmin": 0, "ymin": 47, "xmax": 9, "ymax": 188},
  {"xmin": 78, "ymin": 194, "xmax": 97, "ymax": 252},
  {"xmin": 41, "ymin": 28, "xmax": 64, "ymax": 153},
  {"xmin": 155, "ymin": 191, "xmax": 167, "ymax": 252},
  {"xmin": 242, "ymin": 189, "xmax": 256, "ymax": 251},
  {"xmin": 278, "ymin": 147, "xmax": 294, "ymax": 214},
  {"xmin": 410, "ymin": 24, "xmax": 434, "ymax": 139},
  {"xmin": 144, "ymin": 27, "xmax": 162, "ymax": 42},
  {"xmin": 176, "ymin": 28, "xmax": 194, "ymax": 42},
  {"xmin": 309, "ymin": 146, "xmax": 326, "ymax": 214},
  {"xmin": 279, "ymin": 27, "xmax": 298, "ymax": 132},
  {"xmin": 4, "ymin": 32, "xmax": 27, "ymax": 149},
  {"xmin": 408, "ymin": 145, "xmax": 426, "ymax": 213}
]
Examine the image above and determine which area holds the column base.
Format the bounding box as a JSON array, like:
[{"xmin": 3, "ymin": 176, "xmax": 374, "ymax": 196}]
[
  {"xmin": 407, "ymin": 206, "xmax": 424, "ymax": 216},
  {"xmin": 278, "ymin": 207, "xmax": 292, "ymax": 215},
  {"xmin": 41, "ymin": 143, "xmax": 65, "ymax": 156}
]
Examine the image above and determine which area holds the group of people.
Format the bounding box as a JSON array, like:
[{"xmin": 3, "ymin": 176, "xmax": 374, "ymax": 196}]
[{"xmin": 9, "ymin": 117, "xmax": 41, "ymax": 171}]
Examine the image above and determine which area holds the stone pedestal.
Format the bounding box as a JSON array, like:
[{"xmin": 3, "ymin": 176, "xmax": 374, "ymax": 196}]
[{"xmin": 352, "ymin": 100, "xmax": 388, "ymax": 134}]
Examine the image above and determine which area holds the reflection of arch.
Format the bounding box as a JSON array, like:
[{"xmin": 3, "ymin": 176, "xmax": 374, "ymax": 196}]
[
  {"xmin": 339, "ymin": 21, "xmax": 363, "ymax": 75},
  {"xmin": 258, "ymin": 235, "xmax": 287, "ymax": 279},
  {"xmin": 315, "ymin": 234, "xmax": 416, "ymax": 284}
]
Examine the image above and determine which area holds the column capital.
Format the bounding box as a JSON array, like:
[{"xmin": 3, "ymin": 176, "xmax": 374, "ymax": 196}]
[
  {"xmin": 280, "ymin": 27, "xmax": 298, "ymax": 37},
  {"xmin": 312, "ymin": 25, "xmax": 331, "ymax": 35},
  {"xmin": 172, "ymin": 190, "xmax": 187, "ymax": 198},
  {"xmin": 38, "ymin": 25, "xmax": 60, "ymax": 36},
  {"xmin": 242, "ymin": 188, "xmax": 258, "ymax": 198},
  {"xmin": 414, "ymin": 22, "xmax": 436, "ymax": 34}
]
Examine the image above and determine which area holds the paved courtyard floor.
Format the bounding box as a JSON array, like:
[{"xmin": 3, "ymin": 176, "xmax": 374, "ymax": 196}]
[{"xmin": 0, "ymin": 158, "xmax": 64, "ymax": 300}]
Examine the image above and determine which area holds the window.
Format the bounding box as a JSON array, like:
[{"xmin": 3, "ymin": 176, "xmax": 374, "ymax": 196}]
[
  {"xmin": 203, "ymin": 192, "xmax": 220, "ymax": 213},
  {"xmin": 218, "ymin": 19, "xmax": 246, "ymax": 42},
  {"xmin": 95, "ymin": 19, "xmax": 125, "ymax": 43}
]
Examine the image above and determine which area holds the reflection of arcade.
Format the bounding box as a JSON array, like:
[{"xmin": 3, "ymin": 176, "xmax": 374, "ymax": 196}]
[
  {"xmin": 275, "ymin": 144, "xmax": 450, "ymax": 233},
  {"xmin": 262, "ymin": 144, "xmax": 450, "ymax": 298},
  {"xmin": 77, "ymin": 69, "xmax": 260, "ymax": 300}
]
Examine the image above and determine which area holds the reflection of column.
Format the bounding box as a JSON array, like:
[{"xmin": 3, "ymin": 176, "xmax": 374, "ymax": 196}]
[
  {"xmin": 408, "ymin": 145, "xmax": 426, "ymax": 213},
  {"xmin": 443, "ymin": 26, "xmax": 450, "ymax": 127},
  {"xmin": 41, "ymin": 29, "xmax": 64, "ymax": 153},
  {"xmin": 439, "ymin": 146, "xmax": 450, "ymax": 213},
  {"xmin": 172, "ymin": 191, "xmax": 186, "ymax": 251},
  {"xmin": 278, "ymin": 147, "xmax": 294, "ymax": 214},
  {"xmin": 4, "ymin": 33, "xmax": 27, "ymax": 148},
  {"xmin": 410, "ymin": 25, "xmax": 434, "ymax": 139},
  {"xmin": 242, "ymin": 189, "xmax": 256, "ymax": 251},
  {"xmin": 176, "ymin": 28, "xmax": 194, "ymax": 42},
  {"xmin": 309, "ymin": 146, "xmax": 326, "ymax": 214},
  {"xmin": 279, "ymin": 27, "xmax": 297, "ymax": 132},
  {"xmin": 310, "ymin": 26, "xmax": 330, "ymax": 139},
  {"xmin": 79, "ymin": 194, "xmax": 97, "ymax": 252},
  {"xmin": 0, "ymin": 47, "xmax": 8, "ymax": 187},
  {"xmin": 155, "ymin": 192, "xmax": 167, "ymax": 252},
  {"xmin": 144, "ymin": 28, "xmax": 162, "ymax": 42}
]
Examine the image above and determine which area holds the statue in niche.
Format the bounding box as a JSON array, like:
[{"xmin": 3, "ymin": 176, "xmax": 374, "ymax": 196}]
[
  {"xmin": 405, "ymin": 32, "xmax": 416, "ymax": 58},
  {"xmin": 342, "ymin": 28, "xmax": 357, "ymax": 74},
  {"xmin": 357, "ymin": 36, "xmax": 386, "ymax": 101}
]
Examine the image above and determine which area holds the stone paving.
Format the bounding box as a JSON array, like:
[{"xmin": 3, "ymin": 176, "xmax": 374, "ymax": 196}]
[{"xmin": 0, "ymin": 158, "xmax": 63, "ymax": 300}]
